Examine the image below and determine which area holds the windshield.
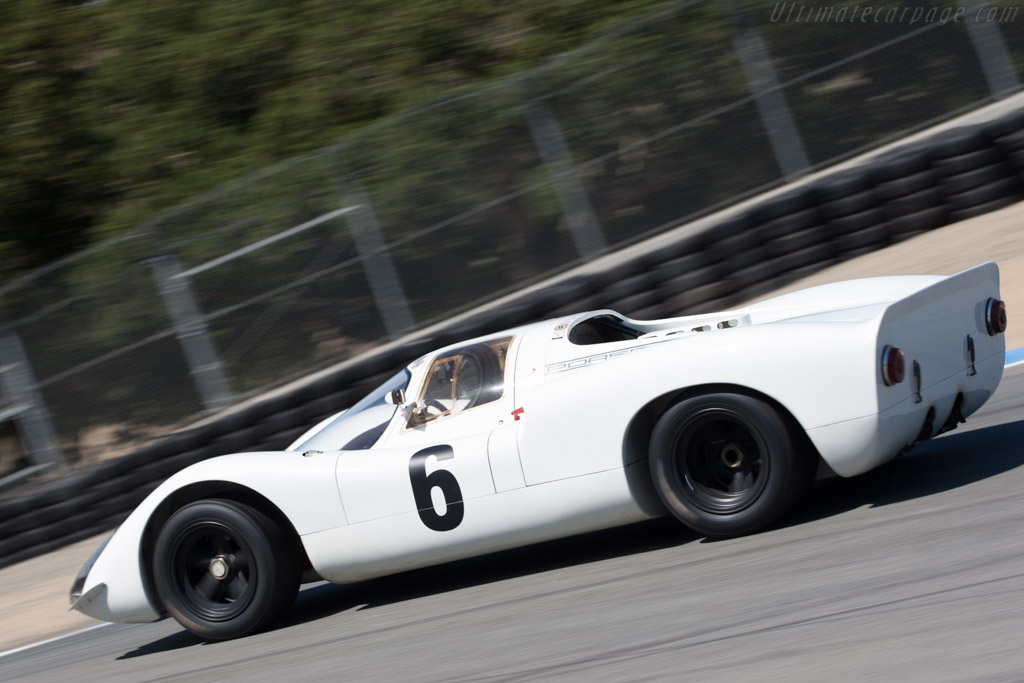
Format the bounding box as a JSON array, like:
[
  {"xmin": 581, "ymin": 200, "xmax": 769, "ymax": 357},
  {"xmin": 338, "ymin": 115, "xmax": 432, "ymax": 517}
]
[{"xmin": 292, "ymin": 369, "xmax": 412, "ymax": 452}]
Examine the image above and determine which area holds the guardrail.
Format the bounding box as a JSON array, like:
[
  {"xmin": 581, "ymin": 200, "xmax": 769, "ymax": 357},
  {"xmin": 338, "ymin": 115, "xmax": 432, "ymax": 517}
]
[{"xmin": 2, "ymin": 106, "xmax": 1022, "ymax": 569}]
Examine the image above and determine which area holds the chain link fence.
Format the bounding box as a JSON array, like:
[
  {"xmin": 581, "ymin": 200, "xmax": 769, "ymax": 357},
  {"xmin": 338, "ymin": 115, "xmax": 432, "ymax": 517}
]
[{"xmin": 1, "ymin": 0, "xmax": 1022, "ymax": 476}]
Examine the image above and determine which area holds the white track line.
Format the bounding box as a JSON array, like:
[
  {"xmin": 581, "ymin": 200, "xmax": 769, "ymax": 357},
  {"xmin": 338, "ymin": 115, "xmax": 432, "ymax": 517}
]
[{"xmin": 0, "ymin": 622, "xmax": 110, "ymax": 660}]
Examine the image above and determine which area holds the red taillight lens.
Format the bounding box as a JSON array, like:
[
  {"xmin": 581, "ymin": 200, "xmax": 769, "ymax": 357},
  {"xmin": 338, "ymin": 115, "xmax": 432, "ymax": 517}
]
[
  {"xmin": 881, "ymin": 346, "xmax": 905, "ymax": 386},
  {"xmin": 986, "ymin": 298, "xmax": 1007, "ymax": 336}
]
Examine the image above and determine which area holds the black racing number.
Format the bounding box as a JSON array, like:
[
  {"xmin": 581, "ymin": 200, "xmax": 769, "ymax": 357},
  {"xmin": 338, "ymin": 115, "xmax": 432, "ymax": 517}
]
[{"xmin": 409, "ymin": 445, "xmax": 464, "ymax": 531}]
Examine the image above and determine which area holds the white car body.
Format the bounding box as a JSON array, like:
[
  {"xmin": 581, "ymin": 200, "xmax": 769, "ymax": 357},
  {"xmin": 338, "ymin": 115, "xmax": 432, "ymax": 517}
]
[{"xmin": 71, "ymin": 263, "xmax": 1005, "ymax": 628}]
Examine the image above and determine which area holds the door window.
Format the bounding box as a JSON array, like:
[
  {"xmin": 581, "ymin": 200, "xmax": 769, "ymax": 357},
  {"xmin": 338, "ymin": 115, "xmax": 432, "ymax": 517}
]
[{"xmin": 409, "ymin": 336, "xmax": 513, "ymax": 427}]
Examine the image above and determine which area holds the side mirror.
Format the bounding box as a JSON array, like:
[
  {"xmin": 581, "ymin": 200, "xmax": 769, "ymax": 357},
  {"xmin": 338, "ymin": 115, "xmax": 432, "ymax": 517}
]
[{"xmin": 385, "ymin": 388, "xmax": 406, "ymax": 405}]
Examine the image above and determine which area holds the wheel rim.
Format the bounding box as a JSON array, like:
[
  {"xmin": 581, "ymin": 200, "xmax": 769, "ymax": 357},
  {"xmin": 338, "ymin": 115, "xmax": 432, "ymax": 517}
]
[
  {"xmin": 168, "ymin": 521, "xmax": 257, "ymax": 622},
  {"xmin": 671, "ymin": 410, "xmax": 769, "ymax": 514}
]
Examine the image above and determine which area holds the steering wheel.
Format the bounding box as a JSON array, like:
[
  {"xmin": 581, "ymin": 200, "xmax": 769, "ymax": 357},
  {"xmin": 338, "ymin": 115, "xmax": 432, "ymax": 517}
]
[
  {"xmin": 455, "ymin": 353, "xmax": 485, "ymax": 409},
  {"xmin": 423, "ymin": 398, "xmax": 449, "ymax": 416}
]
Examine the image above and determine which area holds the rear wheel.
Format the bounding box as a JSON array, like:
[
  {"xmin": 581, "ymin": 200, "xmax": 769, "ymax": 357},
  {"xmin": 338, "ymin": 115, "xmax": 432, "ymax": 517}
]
[
  {"xmin": 153, "ymin": 499, "xmax": 300, "ymax": 640},
  {"xmin": 649, "ymin": 394, "xmax": 812, "ymax": 538}
]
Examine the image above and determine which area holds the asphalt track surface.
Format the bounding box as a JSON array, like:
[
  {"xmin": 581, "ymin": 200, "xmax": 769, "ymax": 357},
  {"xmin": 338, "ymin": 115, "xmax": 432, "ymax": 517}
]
[{"xmin": 4, "ymin": 366, "xmax": 1024, "ymax": 683}]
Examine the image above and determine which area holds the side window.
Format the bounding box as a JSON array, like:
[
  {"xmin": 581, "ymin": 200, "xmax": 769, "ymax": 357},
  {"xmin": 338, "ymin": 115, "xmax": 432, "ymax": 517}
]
[{"xmin": 409, "ymin": 336, "xmax": 512, "ymax": 427}]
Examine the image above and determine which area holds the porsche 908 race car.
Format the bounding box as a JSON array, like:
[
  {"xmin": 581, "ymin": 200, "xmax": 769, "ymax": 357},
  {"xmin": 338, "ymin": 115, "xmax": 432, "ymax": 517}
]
[{"xmin": 70, "ymin": 263, "xmax": 1006, "ymax": 640}]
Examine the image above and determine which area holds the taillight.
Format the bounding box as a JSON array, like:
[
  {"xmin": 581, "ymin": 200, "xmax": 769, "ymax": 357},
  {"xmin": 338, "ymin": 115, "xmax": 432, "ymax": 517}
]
[
  {"xmin": 986, "ymin": 298, "xmax": 1007, "ymax": 336},
  {"xmin": 881, "ymin": 346, "xmax": 905, "ymax": 386}
]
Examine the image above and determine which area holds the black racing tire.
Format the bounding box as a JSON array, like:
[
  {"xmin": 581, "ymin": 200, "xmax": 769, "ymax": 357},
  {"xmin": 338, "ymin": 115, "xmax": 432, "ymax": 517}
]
[
  {"xmin": 929, "ymin": 126, "xmax": 991, "ymax": 158},
  {"xmin": 767, "ymin": 225, "xmax": 827, "ymax": 258},
  {"xmin": 634, "ymin": 301, "xmax": 674, "ymax": 321},
  {"xmin": 874, "ymin": 168, "xmax": 937, "ymax": 201},
  {"xmin": 658, "ymin": 233, "xmax": 709, "ymax": 263},
  {"xmin": 651, "ymin": 252, "xmax": 712, "ymax": 285},
  {"xmin": 786, "ymin": 261, "xmax": 834, "ymax": 284},
  {"xmin": 826, "ymin": 207, "xmax": 885, "ymax": 237},
  {"xmin": 755, "ymin": 207, "xmax": 821, "ymax": 241},
  {"xmin": 949, "ymin": 194, "xmax": 1020, "ymax": 223},
  {"xmin": 649, "ymin": 394, "xmax": 813, "ymax": 538},
  {"xmin": 933, "ymin": 147, "xmax": 1002, "ymax": 176},
  {"xmin": 817, "ymin": 188, "xmax": 878, "ymax": 220},
  {"xmin": 882, "ymin": 186, "xmax": 944, "ymax": 217},
  {"xmin": 610, "ymin": 290, "xmax": 661, "ymax": 317},
  {"xmin": 729, "ymin": 261, "xmax": 780, "ymax": 293},
  {"xmin": 946, "ymin": 176, "xmax": 1022, "ymax": 211},
  {"xmin": 719, "ymin": 227, "xmax": 763, "ymax": 255},
  {"xmin": 996, "ymin": 131, "xmax": 1024, "ymax": 154},
  {"xmin": 661, "ymin": 289, "xmax": 699, "ymax": 317},
  {"xmin": 675, "ymin": 280, "xmax": 731, "ymax": 310},
  {"xmin": 887, "ymin": 205, "xmax": 949, "ymax": 237},
  {"xmin": 870, "ymin": 147, "xmax": 932, "ymax": 182},
  {"xmin": 811, "ymin": 171, "xmax": 873, "ymax": 202},
  {"xmin": 773, "ymin": 242, "xmax": 834, "ymax": 272},
  {"xmin": 153, "ymin": 500, "xmax": 300, "ymax": 641},
  {"xmin": 589, "ymin": 261, "xmax": 640, "ymax": 291},
  {"xmin": 660, "ymin": 266, "xmax": 721, "ymax": 300},
  {"xmin": 734, "ymin": 272, "xmax": 785, "ymax": 302},
  {"xmin": 938, "ymin": 163, "xmax": 1014, "ymax": 195},
  {"xmin": 720, "ymin": 245, "xmax": 761, "ymax": 273},
  {"xmin": 702, "ymin": 215, "xmax": 753, "ymax": 243},
  {"xmin": 748, "ymin": 190, "xmax": 812, "ymax": 224},
  {"xmin": 689, "ymin": 294, "xmax": 737, "ymax": 316},
  {"xmin": 1006, "ymin": 153, "xmax": 1024, "ymax": 181},
  {"xmin": 535, "ymin": 276, "xmax": 591, "ymax": 313},
  {"xmin": 599, "ymin": 271, "xmax": 655, "ymax": 302},
  {"xmin": 835, "ymin": 223, "xmax": 890, "ymax": 254},
  {"xmin": 983, "ymin": 114, "xmax": 1024, "ymax": 140}
]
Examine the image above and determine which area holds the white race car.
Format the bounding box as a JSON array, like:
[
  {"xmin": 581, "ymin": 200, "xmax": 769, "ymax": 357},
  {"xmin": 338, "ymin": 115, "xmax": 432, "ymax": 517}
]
[{"xmin": 70, "ymin": 263, "xmax": 1006, "ymax": 640}]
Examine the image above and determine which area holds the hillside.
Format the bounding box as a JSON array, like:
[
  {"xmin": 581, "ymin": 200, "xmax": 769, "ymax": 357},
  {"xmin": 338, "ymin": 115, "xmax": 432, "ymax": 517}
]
[{"xmin": 0, "ymin": 0, "xmax": 666, "ymax": 283}]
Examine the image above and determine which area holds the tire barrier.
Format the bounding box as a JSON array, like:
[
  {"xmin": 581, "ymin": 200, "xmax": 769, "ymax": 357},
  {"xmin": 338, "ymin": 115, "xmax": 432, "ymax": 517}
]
[{"xmin": 3, "ymin": 106, "xmax": 1024, "ymax": 570}]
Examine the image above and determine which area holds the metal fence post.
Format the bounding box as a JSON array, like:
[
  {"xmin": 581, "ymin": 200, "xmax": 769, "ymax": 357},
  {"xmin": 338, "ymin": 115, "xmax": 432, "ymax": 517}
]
[
  {"xmin": 732, "ymin": 13, "xmax": 811, "ymax": 179},
  {"xmin": 960, "ymin": 2, "xmax": 1020, "ymax": 96},
  {"xmin": 340, "ymin": 183, "xmax": 416, "ymax": 338},
  {"xmin": 149, "ymin": 254, "xmax": 234, "ymax": 410},
  {"xmin": 0, "ymin": 327, "xmax": 61, "ymax": 471},
  {"xmin": 524, "ymin": 98, "xmax": 607, "ymax": 259}
]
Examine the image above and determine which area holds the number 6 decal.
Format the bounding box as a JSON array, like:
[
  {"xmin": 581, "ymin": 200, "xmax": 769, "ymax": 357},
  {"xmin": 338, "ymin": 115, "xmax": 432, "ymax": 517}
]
[{"xmin": 409, "ymin": 445, "xmax": 464, "ymax": 531}]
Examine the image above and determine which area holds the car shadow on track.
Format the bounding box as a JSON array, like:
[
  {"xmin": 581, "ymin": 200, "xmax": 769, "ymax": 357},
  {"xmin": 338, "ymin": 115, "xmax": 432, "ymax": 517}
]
[
  {"xmin": 117, "ymin": 631, "xmax": 200, "ymax": 659},
  {"xmin": 120, "ymin": 419, "xmax": 1024, "ymax": 656},
  {"xmin": 279, "ymin": 513, "xmax": 698, "ymax": 623},
  {"xmin": 118, "ymin": 516, "xmax": 700, "ymax": 658},
  {"xmin": 775, "ymin": 418, "xmax": 1024, "ymax": 534}
]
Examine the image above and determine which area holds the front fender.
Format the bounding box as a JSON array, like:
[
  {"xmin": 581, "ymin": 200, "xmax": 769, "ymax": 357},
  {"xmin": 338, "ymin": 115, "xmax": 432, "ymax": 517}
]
[{"xmin": 73, "ymin": 450, "xmax": 343, "ymax": 624}]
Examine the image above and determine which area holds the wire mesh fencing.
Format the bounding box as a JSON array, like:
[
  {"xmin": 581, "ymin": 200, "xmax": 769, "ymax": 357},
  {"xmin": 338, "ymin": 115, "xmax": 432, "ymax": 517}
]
[{"xmin": 1, "ymin": 0, "xmax": 1021, "ymax": 472}]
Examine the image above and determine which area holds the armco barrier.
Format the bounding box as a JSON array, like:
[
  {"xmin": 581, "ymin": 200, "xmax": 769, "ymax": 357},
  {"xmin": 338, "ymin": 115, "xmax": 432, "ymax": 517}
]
[{"xmin": 2, "ymin": 107, "xmax": 1024, "ymax": 570}]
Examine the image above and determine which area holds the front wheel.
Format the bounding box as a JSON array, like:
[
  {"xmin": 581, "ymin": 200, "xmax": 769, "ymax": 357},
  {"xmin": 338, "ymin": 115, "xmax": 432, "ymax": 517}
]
[
  {"xmin": 153, "ymin": 499, "xmax": 300, "ymax": 640},
  {"xmin": 649, "ymin": 394, "xmax": 813, "ymax": 538}
]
